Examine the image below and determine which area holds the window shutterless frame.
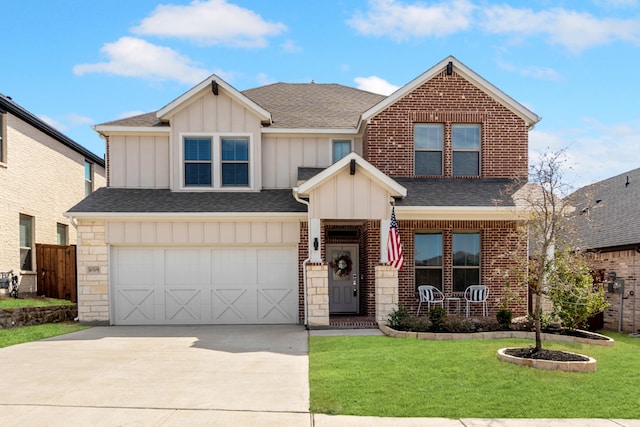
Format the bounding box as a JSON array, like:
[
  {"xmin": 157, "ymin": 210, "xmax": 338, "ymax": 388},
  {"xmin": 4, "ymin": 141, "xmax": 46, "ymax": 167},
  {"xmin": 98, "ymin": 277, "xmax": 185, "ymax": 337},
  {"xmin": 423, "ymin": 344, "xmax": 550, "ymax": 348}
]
[
  {"xmin": 19, "ymin": 214, "xmax": 34, "ymax": 271},
  {"xmin": 452, "ymin": 124, "xmax": 481, "ymax": 176},
  {"xmin": 332, "ymin": 140, "xmax": 352, "ymax": 163},
  {"xmin": 452, "ymin": 232, "xmax": 481, "ymax": 293},
  {"xmin": 414, "ymin": 124, "xmax": 443, "ymax": 176},
  {"xmin": 414, "ymin": 232, "xmax": 443, "ymax": 292}
]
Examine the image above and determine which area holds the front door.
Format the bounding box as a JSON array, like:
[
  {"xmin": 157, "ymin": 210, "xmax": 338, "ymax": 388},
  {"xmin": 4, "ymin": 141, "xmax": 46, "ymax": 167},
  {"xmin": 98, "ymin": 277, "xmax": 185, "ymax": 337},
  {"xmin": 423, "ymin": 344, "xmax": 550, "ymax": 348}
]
[{"xmin": 327, "ymin": 244, "xmax": 359, "ymax": 313}]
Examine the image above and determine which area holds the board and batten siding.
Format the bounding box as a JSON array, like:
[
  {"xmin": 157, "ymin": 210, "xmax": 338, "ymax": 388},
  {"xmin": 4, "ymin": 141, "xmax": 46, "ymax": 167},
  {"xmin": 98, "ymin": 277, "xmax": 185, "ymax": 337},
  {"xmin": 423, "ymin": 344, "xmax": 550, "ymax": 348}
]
[
  {"xmin": 308, "ymin": 167, "xmax": 389, "ymax": 220},
  {"xmin": 105, "ymin": 220, "xmax": 300, "ymax": 245},
  {"xmin": 261, "ymin": 135, "xmax": 364, "ymax": 189},
  {"xmin": 167, "ymin": 90, "xmax": 263, "ymax": 190},
  {"xmin": 108, "ymin": 134, "xmax": 169, "ymax": 188}
]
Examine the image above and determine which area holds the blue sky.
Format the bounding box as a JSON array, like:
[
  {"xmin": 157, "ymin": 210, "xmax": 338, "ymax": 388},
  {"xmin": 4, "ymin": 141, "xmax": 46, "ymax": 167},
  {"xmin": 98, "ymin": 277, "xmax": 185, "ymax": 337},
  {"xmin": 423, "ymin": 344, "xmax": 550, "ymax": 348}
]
[{"xmin": 3, "ymin": 0, "xmax": 639, "ymax": 190}]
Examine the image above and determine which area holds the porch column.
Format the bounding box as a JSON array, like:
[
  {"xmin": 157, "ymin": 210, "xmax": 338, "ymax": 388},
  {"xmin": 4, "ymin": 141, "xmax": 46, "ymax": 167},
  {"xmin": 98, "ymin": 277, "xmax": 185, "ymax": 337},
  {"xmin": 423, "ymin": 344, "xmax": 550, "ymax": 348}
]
[
  {"xmin": 306, "ymin": 262, "xmax": 329, "ymax": 327},
  {"xmin": 375, "ymin": 264, "xmax": 398, "ymax": 325}
]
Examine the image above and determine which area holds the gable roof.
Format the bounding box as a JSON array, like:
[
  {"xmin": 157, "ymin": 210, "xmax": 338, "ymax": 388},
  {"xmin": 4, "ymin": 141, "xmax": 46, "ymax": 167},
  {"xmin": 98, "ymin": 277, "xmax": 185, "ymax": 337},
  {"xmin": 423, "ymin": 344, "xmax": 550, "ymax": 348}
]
[
  {"xmin": 0, "ymin": 93, "xmax": 104, "ymax": 166},
  {"xmin": 243, "ymin": 83, "xmax": 384, "ymax": 130},
  {"xmin": 570, "ymin": 167, "xmax": 640, "ymax": 251},
  {"xmin": 361, "ymin": 55, "xmax": 541, "ymax": 129},
  {"xmin": 295, "ymin": 152, "xmax": 407, "ymax": 198},
  {"xmin": 156, "ymin": 75, "xmax": 271, "ymax": 124}
]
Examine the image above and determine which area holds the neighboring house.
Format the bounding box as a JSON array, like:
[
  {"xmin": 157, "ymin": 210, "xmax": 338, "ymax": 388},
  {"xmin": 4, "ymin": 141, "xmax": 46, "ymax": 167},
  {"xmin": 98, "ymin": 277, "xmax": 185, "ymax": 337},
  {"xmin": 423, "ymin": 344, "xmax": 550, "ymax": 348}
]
[
  {"xmin": 67, "ymin": 56, "xmax": 540, "ymax": 326},
  {"xmin": 0, "ymin": 93, "xmax": 106, "ymax": 294},
  {"xmin": 571, "ymin": 168, "xmax": 640, "ymax": 333}
]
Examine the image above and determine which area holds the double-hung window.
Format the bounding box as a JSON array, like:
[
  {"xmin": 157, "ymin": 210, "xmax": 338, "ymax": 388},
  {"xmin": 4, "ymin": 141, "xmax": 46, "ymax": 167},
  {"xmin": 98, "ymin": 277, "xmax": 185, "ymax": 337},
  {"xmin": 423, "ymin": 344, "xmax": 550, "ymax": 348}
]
[
  {"xmin": 221, "ymin": 137, "xmax": 249, "ymax": 187},
  {"xmin": 415, "ymin": 124, "xmax": 443, "ymax": 175},
  {"xmin": 333, "ymin": 140, "xmax": 351, "ymax": 163},
  {"xmin": 20, "ymin": 214, "xmax": 33, "ymax": 271},
  {"xmin": 415, "ymin": 232, "xmax": 443, "ymax": 291},
  {"xmin": 184, "ymin": 137, "xmax": 213, "ymax": 187},
  {"xmin": 452, "ymin": 124, "xmax": 480, "ymax": 176},
  {"xmin": 56, "ymin": 223, "xmax": 68, "ymax": 246},
  {"xmin": 452, "ymin": 232, "xmax": 480, "ymax": 292}
]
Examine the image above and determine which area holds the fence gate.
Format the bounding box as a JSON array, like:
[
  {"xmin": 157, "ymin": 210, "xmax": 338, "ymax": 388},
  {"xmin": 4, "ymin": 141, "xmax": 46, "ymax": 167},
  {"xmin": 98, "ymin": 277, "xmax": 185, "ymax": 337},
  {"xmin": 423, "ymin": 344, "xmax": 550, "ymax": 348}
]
[{"xmin": 35, "ymin": 244, "xmax": 77, "ymax": 302}]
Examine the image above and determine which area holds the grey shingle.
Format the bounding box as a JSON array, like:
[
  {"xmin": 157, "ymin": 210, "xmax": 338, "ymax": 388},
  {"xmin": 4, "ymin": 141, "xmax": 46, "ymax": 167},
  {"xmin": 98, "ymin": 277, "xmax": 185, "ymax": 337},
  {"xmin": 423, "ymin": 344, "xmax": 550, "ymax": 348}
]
[
  {"xmin": 97, "ymin": 111, "xmax": 167, "ymax": 128},
  {"xmin": 68, "ymin": 188, "xmax": 307, "ymax": 213},
  {"xmin": 570, "ymin": 168, "xmax": 640, "ymax": 250},
  {"xmin": 395, "ymin": 178, "xmax": 522, "ymax": 207}
]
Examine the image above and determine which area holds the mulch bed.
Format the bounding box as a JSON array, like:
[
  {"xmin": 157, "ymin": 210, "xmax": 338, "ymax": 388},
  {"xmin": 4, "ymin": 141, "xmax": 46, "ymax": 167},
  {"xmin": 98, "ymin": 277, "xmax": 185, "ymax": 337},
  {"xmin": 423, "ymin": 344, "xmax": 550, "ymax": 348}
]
[{"xmin": 504, "ymin": 347, "xmax": 590, "ymax": 362}]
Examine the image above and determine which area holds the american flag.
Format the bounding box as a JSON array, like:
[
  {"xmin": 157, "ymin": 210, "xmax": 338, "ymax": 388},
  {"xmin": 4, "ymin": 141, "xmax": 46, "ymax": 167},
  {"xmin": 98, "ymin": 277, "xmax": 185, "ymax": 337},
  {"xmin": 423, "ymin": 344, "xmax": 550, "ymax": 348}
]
[{"xmin": 387, "ymin": 206, "xmax": 404, "ymax": 270}]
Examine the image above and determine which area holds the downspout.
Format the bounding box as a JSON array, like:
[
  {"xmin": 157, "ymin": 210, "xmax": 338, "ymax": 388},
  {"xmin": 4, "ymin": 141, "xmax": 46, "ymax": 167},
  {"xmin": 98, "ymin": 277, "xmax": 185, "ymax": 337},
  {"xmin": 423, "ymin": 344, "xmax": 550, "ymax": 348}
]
[
  {"xmin": 293, "ymin": 188, "xmax": 310, "ymax": 327},
  {"xmin": 67, "ymin": 215, "xmax": 80, "ymax": 321}
]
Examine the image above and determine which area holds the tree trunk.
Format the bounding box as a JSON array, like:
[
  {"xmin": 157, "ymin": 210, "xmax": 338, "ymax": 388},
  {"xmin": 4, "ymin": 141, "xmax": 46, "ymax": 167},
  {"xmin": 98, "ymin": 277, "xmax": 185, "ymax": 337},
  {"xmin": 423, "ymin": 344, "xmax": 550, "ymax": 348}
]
[{"xmin": 534, "ymin": 291, "xmax": 542, "ymax": 351}]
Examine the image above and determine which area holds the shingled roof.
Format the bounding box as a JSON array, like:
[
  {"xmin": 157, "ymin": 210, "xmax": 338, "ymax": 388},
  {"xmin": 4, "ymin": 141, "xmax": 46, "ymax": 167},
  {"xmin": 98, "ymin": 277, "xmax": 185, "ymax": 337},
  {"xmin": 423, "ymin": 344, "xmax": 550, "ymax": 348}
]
[
  {"xmin": 96, "ymin": 111, "xmax": 167, "ymax": 128},
  {"xmin": 67, "ymin": 187, "xmax": 307, "ymax": 214},
  {"xmin": 570, "ymin": 168, "xmax": 640, "ymax": 251},
  {"xmin": 395, "ymin": 178, "xmax": 521, "ymax": 207},
  {"xmin": 242, "ymin": 83, "xmax": 385, "ymax": 129}
]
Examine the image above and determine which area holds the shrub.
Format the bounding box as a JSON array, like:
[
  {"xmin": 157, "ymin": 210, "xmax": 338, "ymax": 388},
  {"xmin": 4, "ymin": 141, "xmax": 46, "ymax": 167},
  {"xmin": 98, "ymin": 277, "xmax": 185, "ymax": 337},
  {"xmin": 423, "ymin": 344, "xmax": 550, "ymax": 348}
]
[
  {"xmin": 442, "ymin": 315, "xmax": 474, "ymax": 333},
  {"xmin": 428, "ymin": 306, "xmax": 447, "ymax": 332},
  {"xmin": 387, "ymin": 304, "xmax": 412, "ymax": 331},
  {"xmin": 496, "ymin": 308, "xmax": 513, "ymax": 329}
]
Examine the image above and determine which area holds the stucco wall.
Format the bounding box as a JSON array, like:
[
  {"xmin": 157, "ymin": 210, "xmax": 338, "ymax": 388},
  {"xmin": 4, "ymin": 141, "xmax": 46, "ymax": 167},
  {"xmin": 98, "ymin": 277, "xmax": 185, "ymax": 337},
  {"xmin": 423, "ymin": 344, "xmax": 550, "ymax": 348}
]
[{"xmin": 0, "ymin": 114, "xmax": 105, "ymax": 293}]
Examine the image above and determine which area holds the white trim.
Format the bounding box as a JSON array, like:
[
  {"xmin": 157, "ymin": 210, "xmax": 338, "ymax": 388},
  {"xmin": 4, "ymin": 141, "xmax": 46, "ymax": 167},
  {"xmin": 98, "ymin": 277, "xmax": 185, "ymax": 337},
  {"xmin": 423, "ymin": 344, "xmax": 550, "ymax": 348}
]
[
  {"xmin": 360, "ymin": 55, "xmax": 541, "ymax": 128},
  {"xmin": 157, "ymin": 75, "xmax": 271, "ymax": 123},
  {"xmin": 65, "ymin": 212, "xmax": 308, "ymax": 221},
  {"xmin": 296, "ymin": 152, "xmax": 407, "ymax": 198},
  {"xmin": 395, "ymin": 205, "xmax": 530, "ymax": 221},
  {"xmin": 92, "ymin": 126, "xmax": 170, "ymax": 134},
  {"xmin": 179, "ymin": 132, "xmax": 254, "ymax": 191}
]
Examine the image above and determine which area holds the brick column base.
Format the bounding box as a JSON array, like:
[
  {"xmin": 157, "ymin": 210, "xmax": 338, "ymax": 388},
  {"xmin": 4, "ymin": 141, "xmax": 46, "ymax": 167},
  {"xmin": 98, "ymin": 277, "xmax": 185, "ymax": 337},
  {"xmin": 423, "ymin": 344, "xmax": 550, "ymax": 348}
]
[
  {"xmin": 306, "ymin": 263, "xmax": 329, "ymax": 327},
  {"xmin": 375, "ymin": 264, "xmax": 398, "ymax": 325}
]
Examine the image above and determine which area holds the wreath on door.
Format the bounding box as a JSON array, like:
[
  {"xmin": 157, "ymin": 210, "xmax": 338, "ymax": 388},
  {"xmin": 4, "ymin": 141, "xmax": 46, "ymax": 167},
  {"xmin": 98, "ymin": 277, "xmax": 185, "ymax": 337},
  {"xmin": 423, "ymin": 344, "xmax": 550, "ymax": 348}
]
[{"xmin": 330, "ymin": 254, "xmax": 353, "ymax": 277}]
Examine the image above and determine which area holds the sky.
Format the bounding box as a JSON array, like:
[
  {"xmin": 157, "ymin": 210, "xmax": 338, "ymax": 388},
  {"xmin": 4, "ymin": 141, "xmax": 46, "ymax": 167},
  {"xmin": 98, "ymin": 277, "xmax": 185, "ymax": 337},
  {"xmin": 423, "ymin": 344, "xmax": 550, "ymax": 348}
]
[{"xmin": 2, "ymin": 0, "xmax": 639, "ymax": 191}]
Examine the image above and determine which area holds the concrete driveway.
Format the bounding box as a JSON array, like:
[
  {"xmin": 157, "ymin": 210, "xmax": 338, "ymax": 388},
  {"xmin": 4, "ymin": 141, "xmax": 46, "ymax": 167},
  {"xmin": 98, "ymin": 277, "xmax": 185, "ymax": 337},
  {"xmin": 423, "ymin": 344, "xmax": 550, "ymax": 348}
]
[{"xmin": 0, "ymin": 325, "xmax": 310, "ymax": 426}]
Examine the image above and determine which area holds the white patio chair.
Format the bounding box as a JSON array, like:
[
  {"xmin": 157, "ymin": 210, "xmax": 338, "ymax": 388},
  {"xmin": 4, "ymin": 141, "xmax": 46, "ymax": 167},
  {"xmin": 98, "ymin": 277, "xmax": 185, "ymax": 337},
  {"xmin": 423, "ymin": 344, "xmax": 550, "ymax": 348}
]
[
  {"xmin": 417, "ymin": 285, "xmax": 445, "ymax": 315},
  {"xmin": 464, "ymin": 285, "xmax": 489, "ymax": 317}
]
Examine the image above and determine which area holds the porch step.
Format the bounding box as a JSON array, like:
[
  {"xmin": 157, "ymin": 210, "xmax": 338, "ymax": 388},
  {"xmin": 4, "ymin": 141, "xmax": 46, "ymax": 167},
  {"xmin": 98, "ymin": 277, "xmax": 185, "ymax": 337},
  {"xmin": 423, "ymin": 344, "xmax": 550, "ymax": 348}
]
[{"xmin": 329, "ymin": 315, "xmax": 378, "ymax": 329}]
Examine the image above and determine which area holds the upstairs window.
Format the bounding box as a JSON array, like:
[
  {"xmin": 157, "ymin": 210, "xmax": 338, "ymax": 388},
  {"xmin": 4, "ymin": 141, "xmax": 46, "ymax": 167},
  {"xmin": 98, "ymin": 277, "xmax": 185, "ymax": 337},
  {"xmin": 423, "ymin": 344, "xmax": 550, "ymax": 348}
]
[
  {"xmin": 452, "ymin": 124, "xmax": 480, "ymax": 176},
  {"xmin": 415, "ymin": 124, "xmax": 443, "ymax": 175},
  {"xmin": 333, "ymin": 140, "xmax": 351, "ymax": 163},
  {"xmin": 221, "ymin": 137, "xmax": 249, "ymax": 187},
  {"xmin": 184, "ymin": 137, "xmax": 212, "ymax": 187},
  {"xmin": 452, "ymin": 232, "xmax": 480, "ymax": 292},
  {"xmin": 20, "ymin": 214, "xmax": 33, "ymax": 271},
  {"xmin": 84, "ymin": 161, "xmax": 93, "ymax": 196}
]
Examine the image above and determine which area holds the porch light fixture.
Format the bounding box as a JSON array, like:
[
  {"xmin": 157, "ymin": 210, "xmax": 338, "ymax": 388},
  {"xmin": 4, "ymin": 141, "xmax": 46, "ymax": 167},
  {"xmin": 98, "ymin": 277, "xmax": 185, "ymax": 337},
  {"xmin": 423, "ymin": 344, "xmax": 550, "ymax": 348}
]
[
  {"xmin": 212, "ymin": 80, "xmax": 219, "ymax": 95},
  {"xmin": 313, "ymin": 237, "xmax": 319, "ymax": 251},
  {"xmin": 350, "ymin": 158, "xmax": 356, "ymax": 175},
  {"xmin": 446, "ymin": 61, "xmax": 453, "ymax": 75}
]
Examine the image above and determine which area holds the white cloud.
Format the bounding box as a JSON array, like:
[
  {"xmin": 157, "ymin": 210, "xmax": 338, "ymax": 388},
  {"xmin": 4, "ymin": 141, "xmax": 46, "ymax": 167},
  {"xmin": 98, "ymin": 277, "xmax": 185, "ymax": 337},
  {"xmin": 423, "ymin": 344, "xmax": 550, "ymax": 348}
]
[
  {"xmin": 73, "ymin": 37, "xmax": 211, "ymax": 84},
  {"xmin": 347, "ymin": 0, "xmax": 475, "ymax": 40},
  {"xmin": 66, "ymin": 113, "xmax": 94, "ymax": 126},
  {"xmin": 530, "ymin": 120, "xmax": 640, "ymax": 190},
  {"xmin": 481, "ymin": 5, "xmax": 640, "ymax": 53},
  {"xmin": 132, "ymin": 0, "xmax": 286, "ymax": 48},
  {"xmin": 39, "ymin": 115, "xmax": 67, "ymax": 132},
  {"xmin": 117, "ymin": 110, "xmax": 147, "ymax": 119},
  {"xmin": 354, "ymin": 76, "xmax": 399, "ymax": 95},
  {"xmin": 255, "ymin": 72, "xmax": 275, "ymax": 86},
  {"xmin": 281, "ymin": 39, "xmax": 302, "ymax": 53},
  {"xmin": 497, "ymin": 59, "xmax": 562, "ymax": 82}
]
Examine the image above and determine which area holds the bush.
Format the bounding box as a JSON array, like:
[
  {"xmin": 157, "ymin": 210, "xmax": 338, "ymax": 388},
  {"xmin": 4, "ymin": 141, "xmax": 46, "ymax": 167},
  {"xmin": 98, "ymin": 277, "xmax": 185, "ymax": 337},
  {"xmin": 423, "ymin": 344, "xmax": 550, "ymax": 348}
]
[
  {"xmin": 387, "ymin": 304, "xmax": 412, "ymax": 331},
  {"xmin": 496, "ymin": 308, "xmax": 513, "ymax": 329},
  {"xmin": 442, "ymin": 315, "xmax": 475, "ymax": 333},
  {"xmin": 428, "ymin": 306, "xmax": 447, "ymax": 332}
]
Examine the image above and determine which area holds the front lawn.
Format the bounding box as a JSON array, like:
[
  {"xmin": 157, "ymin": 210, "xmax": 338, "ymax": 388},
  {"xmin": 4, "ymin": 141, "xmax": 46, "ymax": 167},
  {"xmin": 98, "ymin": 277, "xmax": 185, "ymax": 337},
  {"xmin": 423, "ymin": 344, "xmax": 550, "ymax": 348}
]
[
  {"xmin": 0, "ymin": 296, "xmax": 74, "ymax": 308},
  {"xmin": 309, "ymin": 332, "xmax": 640, "ymax": 418},
  {"xmin": 0, "ymin": 322, "xmax": 88, "ymax": 348}
]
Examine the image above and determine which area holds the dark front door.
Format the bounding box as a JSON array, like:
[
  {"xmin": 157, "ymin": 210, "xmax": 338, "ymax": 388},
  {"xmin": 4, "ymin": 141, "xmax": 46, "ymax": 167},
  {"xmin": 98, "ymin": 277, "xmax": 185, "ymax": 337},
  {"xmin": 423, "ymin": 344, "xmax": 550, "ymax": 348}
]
[{"xmin": 327, "ymin": 244, "xmax": 359, "ymax": 313}]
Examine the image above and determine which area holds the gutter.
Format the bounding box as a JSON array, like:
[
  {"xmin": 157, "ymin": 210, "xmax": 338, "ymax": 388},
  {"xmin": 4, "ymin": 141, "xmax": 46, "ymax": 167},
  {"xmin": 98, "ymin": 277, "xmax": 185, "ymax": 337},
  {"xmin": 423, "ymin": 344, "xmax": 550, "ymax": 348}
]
[{"xmin": 293, "ymin": 188, "xmax": 311, "ymax": 327}]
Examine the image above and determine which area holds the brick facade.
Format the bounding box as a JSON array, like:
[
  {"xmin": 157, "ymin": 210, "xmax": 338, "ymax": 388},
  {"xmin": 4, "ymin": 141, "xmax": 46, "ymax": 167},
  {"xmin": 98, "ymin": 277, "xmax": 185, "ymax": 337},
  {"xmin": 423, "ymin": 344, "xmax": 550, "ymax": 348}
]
[{"xmin": 363, "ymin": 69, "xmax": 528, "ymax": 180}]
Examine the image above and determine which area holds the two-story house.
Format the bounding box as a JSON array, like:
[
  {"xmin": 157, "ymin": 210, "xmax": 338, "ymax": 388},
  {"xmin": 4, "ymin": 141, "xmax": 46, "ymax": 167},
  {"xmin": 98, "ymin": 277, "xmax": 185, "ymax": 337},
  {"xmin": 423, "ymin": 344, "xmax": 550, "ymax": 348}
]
[
  {"xmin": 1, "ymin": 93, "xmax": 105, "ymax": 294},
  {"xmin": 67, "ymin": 56, "xmax": 540, "ymax": 326}
]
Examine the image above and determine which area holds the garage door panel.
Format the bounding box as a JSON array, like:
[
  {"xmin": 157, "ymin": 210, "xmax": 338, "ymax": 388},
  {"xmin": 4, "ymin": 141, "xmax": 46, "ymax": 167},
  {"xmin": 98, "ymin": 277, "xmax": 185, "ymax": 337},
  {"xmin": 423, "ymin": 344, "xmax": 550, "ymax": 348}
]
[{"xmin": 112, "ymin": 246, "xmax": 297, "ymax": 325}]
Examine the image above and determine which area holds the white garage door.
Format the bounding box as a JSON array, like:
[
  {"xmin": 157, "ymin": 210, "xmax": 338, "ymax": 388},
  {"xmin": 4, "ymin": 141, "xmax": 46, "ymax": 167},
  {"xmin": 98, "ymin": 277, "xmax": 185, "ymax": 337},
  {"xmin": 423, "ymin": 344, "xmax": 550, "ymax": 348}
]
[{"xmin": 111, "ymin": 246, "xmax": 298, "ymax": 325}]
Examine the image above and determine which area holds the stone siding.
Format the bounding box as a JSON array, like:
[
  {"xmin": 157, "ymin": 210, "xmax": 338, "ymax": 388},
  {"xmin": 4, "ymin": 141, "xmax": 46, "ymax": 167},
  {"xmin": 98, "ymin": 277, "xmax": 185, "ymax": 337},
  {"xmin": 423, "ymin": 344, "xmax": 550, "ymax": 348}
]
[
  {"xmin": 375, "ymin": 264, "xmax": 398, "ymax": 324},
  {"xmin": 76, "ymin": 220, "xmax": 110, "ymax": 324},
  {"xmin": 0, "ymin": 305, "xmax": 78, "ymax": 328},
  {"xmin": 306, "ymin": 263, "xmax": 329, "ymax": 327}
]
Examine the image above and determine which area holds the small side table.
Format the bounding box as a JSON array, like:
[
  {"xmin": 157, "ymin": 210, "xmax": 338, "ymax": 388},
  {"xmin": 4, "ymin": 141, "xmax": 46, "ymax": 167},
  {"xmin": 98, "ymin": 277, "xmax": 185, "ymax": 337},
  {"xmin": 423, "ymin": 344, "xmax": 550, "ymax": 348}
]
[{"xmin": 445, "ymin": 297, "xmax": 461, "ymax": 316}]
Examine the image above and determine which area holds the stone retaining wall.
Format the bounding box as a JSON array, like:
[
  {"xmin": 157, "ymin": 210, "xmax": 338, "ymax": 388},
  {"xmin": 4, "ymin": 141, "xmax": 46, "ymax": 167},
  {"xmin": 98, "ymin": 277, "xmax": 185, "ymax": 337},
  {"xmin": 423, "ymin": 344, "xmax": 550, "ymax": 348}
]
[{"xmin": 0, "ymin": 305, "xmax": 78, "ymax": 329}]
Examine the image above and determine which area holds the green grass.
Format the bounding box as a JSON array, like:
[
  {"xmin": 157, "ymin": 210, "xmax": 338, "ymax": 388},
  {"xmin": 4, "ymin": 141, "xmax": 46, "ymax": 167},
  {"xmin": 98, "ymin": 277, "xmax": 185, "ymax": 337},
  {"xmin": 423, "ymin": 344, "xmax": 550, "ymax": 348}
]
[
  {"xmin": 309, "ymin": 332, "xmax": 640, "ymax": 418},
  {"xmin": 0, "ymin": 322, "xmax": 88, "ymax": 348},
  {"xmin": 0, "ymin": 297, "xmax": 74, "ymax": 308}
]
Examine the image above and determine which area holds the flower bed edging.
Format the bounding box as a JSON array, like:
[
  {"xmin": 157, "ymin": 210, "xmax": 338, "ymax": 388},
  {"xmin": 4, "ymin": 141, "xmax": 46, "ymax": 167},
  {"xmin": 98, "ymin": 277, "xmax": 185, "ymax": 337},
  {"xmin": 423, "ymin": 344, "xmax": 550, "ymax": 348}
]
[
  {"xmin": 0, "ymin": 305, "xmax": 78, "ymax": 329},
  {"xmin": 497, "ymin": 348, "xmax": 597, "ymax": 372},
  {"xmin": 378, "ymin": 324, "xmax": 614, "ymax": 346}
]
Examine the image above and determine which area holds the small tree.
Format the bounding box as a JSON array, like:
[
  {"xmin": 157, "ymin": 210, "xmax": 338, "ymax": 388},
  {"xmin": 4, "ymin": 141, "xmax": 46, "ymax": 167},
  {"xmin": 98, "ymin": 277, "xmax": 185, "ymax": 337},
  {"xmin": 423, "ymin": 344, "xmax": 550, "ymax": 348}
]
[{"xmin": 546, "ymin": 245, "xmax": 609, "ymax": 330}]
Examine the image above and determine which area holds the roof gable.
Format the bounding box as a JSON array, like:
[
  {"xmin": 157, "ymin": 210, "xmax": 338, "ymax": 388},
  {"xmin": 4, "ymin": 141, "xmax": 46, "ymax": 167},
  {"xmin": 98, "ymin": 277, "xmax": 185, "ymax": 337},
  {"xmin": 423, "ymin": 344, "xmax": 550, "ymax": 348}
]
[
  {"xmin": 361, "ymin": 55, "xmax": 541, "ymax": 129},
  {"xmin": 295, "ymin": 152, "xmax": 406, "ymax": 198},
  {"xmin": 156, "ymin": 75, "xmax": 272, "ymax": 124}
]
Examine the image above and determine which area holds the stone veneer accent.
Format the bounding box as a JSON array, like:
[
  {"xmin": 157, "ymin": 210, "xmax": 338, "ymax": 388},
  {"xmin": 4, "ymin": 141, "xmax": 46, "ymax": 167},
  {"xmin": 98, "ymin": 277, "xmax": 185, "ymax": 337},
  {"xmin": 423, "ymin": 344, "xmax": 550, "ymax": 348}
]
[
  {"xmin": 76, "ymin": 220, "xmax": 110, "ymax": 325},
  {"xmin": 306, "ymin": 262, "xmax": 329, "ymax": 327},
  {"xmin": 375, "ymin": 264, "xmax": 398, "ymax": 324}
]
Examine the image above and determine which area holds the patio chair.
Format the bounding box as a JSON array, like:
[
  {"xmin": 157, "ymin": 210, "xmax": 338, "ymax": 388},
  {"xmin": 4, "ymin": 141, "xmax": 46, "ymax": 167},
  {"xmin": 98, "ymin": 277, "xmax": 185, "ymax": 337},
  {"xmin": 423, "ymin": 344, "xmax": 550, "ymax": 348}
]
[
  {"xmin": 464, "ymin": 285, "xmax": 489, "ymax": 317},
  {"xmin": 417, "ymin": 285, "xmax": 445, "ymax": 315}
]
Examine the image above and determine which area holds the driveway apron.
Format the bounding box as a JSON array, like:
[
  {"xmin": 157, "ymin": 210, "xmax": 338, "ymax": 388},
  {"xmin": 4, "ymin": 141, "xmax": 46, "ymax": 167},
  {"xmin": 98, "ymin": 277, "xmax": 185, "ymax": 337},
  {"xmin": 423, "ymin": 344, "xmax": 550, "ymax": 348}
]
[{"xmin": 0, "ymin": 325, "xmax": 309, "ymax": 426}]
